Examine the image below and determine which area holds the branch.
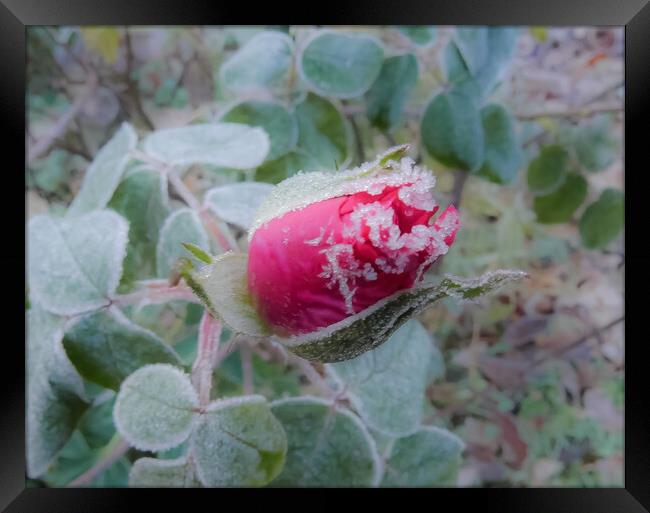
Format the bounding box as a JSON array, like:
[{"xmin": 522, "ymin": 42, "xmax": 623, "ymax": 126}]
[
  {"xmin": 192, "ymin": 311, "xmax": 222, "ymax": 406},
  {"xmin": 168, "ymin": 171, "xmax": 202, "ymax": 211},
  {"xmin": 110, "ymin": 281, "xmax": 198, "ymax": 306},
  {"xmin": 67, "ymin": 437, "xmax": 129, "ymax": 487},
  {"xmin": 28, "ymin": 73, "xmax": 98, "ymax": 165}
]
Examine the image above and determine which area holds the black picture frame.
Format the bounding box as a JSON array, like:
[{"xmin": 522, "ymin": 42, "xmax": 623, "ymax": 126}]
[{"xmin": 6, "ymin": 1, "xmax": 649, "ymax": 510}]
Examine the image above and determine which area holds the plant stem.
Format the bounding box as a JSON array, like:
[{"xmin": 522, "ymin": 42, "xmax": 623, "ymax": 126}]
[
  {"xmin": 240, "ymin": 342, "xmax": 254, "ymax": 394},
  {"xmin": 111, "ymin": 282, "xmax": 198, "ymax": 306},
  {"xmin": 192, "ymin": 311, "xmax": 222, "ymax": 406},
  {"xmin": 168, "ymin": 171, "xmax": 202, "ymax": 211},
  {"xmin": 67, "ymin": 436, "xmax": 129, "ymax": 487}
]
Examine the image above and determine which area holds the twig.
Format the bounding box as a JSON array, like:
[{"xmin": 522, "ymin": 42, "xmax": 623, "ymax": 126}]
[
  {"xmin": 110, "ymin": 283, "xmax": 198, "ymax": 306},
  {"xmin": 192, "ymin": 312, "xmax": 222, "ymax": 406},
  {"xmin": 344, "ymin": 104, "xmax": 365, "ymax": 163},
  {"xmin": 286, "ymin": 352, "xmax": 337, "ymax": 398},
  {"xmin": 28, "ymin": 73, "xmax": 98, "ymax": 165},
  {"xmin": 516, "ymin": 102, "xmax": 622, "ymax": 121},
  {"xmin": 168, "ymin": 171, "xmax": 202, "ymax": 211},
  {"xmin": 450, "ymin": 170, "xmax": 469, "ymax": 207},
  {"xmin": 67, "ymin": 437, "xmax": 129, "ymax": 487},
  {"xmin": 124, "ymin": 28, "xmax": 154, "ymax": 130},
  {"xmin": 199, "ymin": 209, "xmax": 238, "ymax": 252}
]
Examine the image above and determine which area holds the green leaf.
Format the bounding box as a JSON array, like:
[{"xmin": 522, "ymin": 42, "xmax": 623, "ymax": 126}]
[
  {"xmin": 533, "ymin": 172, "xmax": 588, "ymax": 224},
  {"xmin": 295, "ymin": 93, "xmax": 352, "ymax": 169},
  {"xmin": 28, "ymin": 210, "xmax": 128, "ymax": 315},
  {"xmin": 573, "ymin": 115, "xmax": 619, "ymax": 172},
  {"xmin": 204, "ymin": 182, "xmax": 275, "ymax": 230},
  {"xmin": 30, "ymin": 149, "xmax": 73, "ymax": 193},
  {"xmin": 114, "ymin": 364, "xmax": 198, "ymax": 451},
  {"xmin": 421, "ymin": 90, "xmax": 484, "ymax": 171},
  {"xmin": 445, "ymin": 27, "xmax": 519, "ymax": 100},
  {"xmin": 156, "ymin": 208, "xmax": 210, "ymax": 278},
  {"xmin": 142, "ymin": 124, "xmax": 270, "ymax": 169},
  {"xmin": 182, "ymin": 242, "xmax": 213, "ymax": 265},
  {"xmin": 220, "ymin": 31, "xmax": 294, "ymax": 94},
  {"xmin": 300, "ymin": 31, "xmax": 384, "ymax": 98},
  {"xmin": 475, "ymin": 104, "xmax": 522, "ymax": 184},
  {"xmin": 67, "ymin": 123, "xmax": 137, "ymax": 217},
  {"xmin": 63, "ymin": 308, "xmax": 183, "ymax": 391},
  {"xmin": 191, "ymin": 395, "xmax": 287, "ymax": 487},
  {"xmin": 396, "ymin": 26, "xmax": 436, "ymax": 46},
  {"xmin": 78, "ymin": 395, "xmax": 117, "ymax": 449},
  {"xmin": 27, "ymin": 304, "xmax": 88, "ymax": 477},
  {"xmin": 108, "ymin": 168, "xmax": 170, "ymax": 286},
  {"xmin": 130, "ymin": 457, "xmax": 202, "ymax": 487},
  {"xmin": 381, "ymin": 427, "xmax": 465, "ymax": 487},
  {"xmin": 221, "ymin": 101, "xmax": 298, "ymax": 160},
  {"xmin": 270, "ymin": 397, "xmax": 380, "ymax": 486},
  {"xmin": 366, "ymin": 54, "xmax": 418, "ymax": 131},
  {"xmin": 328, "ymin": 320, "xmax": 433, "ymax": 436},
  {"xmin": 527, "ymin": 145, "xmax": 569, "ymax": 195},
  {"xmin": 186, "ymin": 252, "xmax": 271, "ymax": 337},
  {"xmin": 579, "ymin": 189, "xmax": 624, "ymax": 249},
  {"xmin": 255, "ymin": 150, "xmax": 321, "ymax": 184},
  {"xmin": 280, "ymin": 269, "xmax": 527, "ymax": 362}
]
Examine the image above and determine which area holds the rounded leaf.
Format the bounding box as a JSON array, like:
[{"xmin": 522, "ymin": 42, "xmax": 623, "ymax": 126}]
[
  {"xmin": 270, "ymin": 397, "xmax": 380, "ymax": 487},
  {"xmin": 130, "ymin": 457, "xmax": 202, "ymax": 487},
  {"xmin": 579, "ymin": 188, "xmax": 624, "ymax": 249},
  {"xmin": 574, "ymin": 115, "xmax": 619, "ymax": 172},
  {"xmin": 204, "ymin": 182, "xmax": 275, "ymax": 230},
  {"xmin": 300, "ymin": 31, "xmax": 384, "ymax": 98},
  {"xmin": 255, "ymin": 150, "xmax": 321, "ymax": 184},
  {"xmin": 295, "ymin": 93, "xmax": 352, "ymax": 169},
  {"xmin": 220, "ymin": 31, "xmax": 294, "ymax": 94},
  {"xmin": 533, "ymin": 172, "xmax": 587, "ymax": 224},
  {"xmin": 221, "ymin": 101, "xmax": 298, "ymax": 160},
  {"xmin": 527, "ymin": 145, "xmax": 569, "ymax": 195},
  {"xmin": 28, "ymin": 210, "xmax": 128, "ymax": 315},
  {"xmin": 142, "ymin": 124, "xmax": 270, "ymax": 169},
  {"xmin": 156, "ymin": 208, "xmax": 209, "ymax": 278},
  {"xmin": 114, "ymin": 364, "xmax": 198, "ymax": 451},
  {"xmin": 191, "ymin": 395, "xmax": 287, "ymax": 487},
  {"xmin": 421, "ymin": 90, "xmax": 484, "ymax": 171},
  {"xmin": 475, "ymin": 104, "xmax": 522, "ymax": 184}
]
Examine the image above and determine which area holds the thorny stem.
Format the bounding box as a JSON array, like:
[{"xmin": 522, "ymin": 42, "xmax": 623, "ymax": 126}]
[
  {"xmin": 192, "ymin": 311, "xmax": 222, "ymax": 406},
  {"xmin": 110, "ymin": 282, "xmax": 199, "ymax": 306},
  {"xmin": 67, "ymin": 436, "xmax": 130, "ymax": 487}
]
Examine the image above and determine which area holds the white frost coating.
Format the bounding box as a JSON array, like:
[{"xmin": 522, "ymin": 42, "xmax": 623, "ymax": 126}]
[
  {"xmin": 114, "ymin": 364, "xmax": 198, "ymax": 452},
  {"xmin": 248, "ymin": 151, "xmax": 437, "ymax": 241},
  {"xmin": 204, "ymin": 182, "xmax": 275, "ymax": 230},
  {"xmin": 419, "ymin": 425, "xmax": 467, "ymax": 452},
  {"xmin": 67, "ymin": 122, "xmax": 137, "ymax": 217},
  {"xmin": 28, "ymin": 210, "xmax": 129, "ymax": 316},
  {"xmin": 156, "ymin": 208, "xmax": 209, "ymax": 278},
  {"xmin": 204, "ymin": 394, "xmax": 266, "ymax": 413},
  {"xmin": 142, "ymin": 123, "xmax": 270, "ymax": 169},
  {"xmin": 129, "ymin": 456, "xmax": 202, "ymax": 488}
]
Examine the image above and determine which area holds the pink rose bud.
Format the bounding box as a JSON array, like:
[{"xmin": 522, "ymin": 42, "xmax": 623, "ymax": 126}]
[{"xmin": 247, "ymin": 157, "xmax": 460, "ymax": 337}]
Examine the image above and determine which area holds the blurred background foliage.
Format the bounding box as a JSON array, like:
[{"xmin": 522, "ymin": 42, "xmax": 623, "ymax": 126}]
[{"xmin": 26, "ymin": 25, "xmax": 623, "ymax": 487}]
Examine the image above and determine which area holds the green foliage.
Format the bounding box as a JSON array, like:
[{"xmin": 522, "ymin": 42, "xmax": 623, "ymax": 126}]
[
  {"xmin": 579, "ymin": 189, "xmax": 624, "ymax": 249},
  {"xmin": 255, "ymin": 150, "xmax": 320, "ymax": 184},
  {"xmin": 270, "ymin": 397, "xmax": 380, "ymax": 486},
  {"xmin": 130, "ymin": 457, "xmax": 202, "ymax": 487},
  {"xmin": 63, "ymin": 308, "xmax": 182, "ymax": 390},
  {"xmin": 300, "ymin": 31, "xmax": 384, "ymax": 98},
  {"xmin": 533, "ymin": 172, "xmax": 588, "ymax": 224},
  {"xmin": 329, "ymin": 320, "xmax": 433, "ymax": 436},
  {"xmin": 156, "ymin": 208, "xmax": 210, "ymax": 278},
  {"xmin": 204, "ymin": 182, "xmax": 274, "ymax": 230},
  {"xmin": 476, "ymin": 104, "xmax": 522, "ymax": 184},
  {"xmin": 421, "ymin": 90, "xmax": 484, "ymax": 171},
  {"xmin": 573, "ymin": 115, "xmax": 619, "ymax": 172},
  {"xmin": 527, "ymin": 145, "xmax": 569, "ymax": 194},
  {"xmin": 366, "ymin": 54, "xmax": 418, "ymax": 132},
  {"xmin": 396, "ymin": 26, "xmax": 436, "ymax": 46}
]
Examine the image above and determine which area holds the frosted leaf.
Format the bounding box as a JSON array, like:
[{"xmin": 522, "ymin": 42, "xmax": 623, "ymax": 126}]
[
  {"xmin": 129, "ymin": 457, "xmax": 202, "ymax": 488},
  {"xmin": 142, "ymin": 123, "xmax": 270, "ymax": 169},
  {"xmin": 28, "ymin": 210, "xmax": 129, "ymax": 315},
  {"xmin": 191, "ymin": 395, "xmax": 287, "ymax": 487},
  {"xmin": 249, "ymin": 147, "xmax": 429, "ymax": 241},
  {"xmin": 204, "ymin": 182, "xmax": 274, "ymax": 230},
  {"xmin": 114, "ymin": 364, "xmax": 198, "ymax": 452},
  {"xmin": 27, "ymin": 304, "xmax": 88, "ymax": 478},
  {"xmin": 220, "ymin": 31, "xmax": 294, "ymax": 94},
  {"xmin": 381, "ymin": 427, "xmax": 465, "ymax": 487},
  {"xmin": 328, "ymin": 320, "xmax": 433, "ymax": 437},
  {"xmin": 156, "ymin": 208, "xmax": 210, "ymax": 279},
  {"xmin": 67, "ymin": 123, "xmax": 137, "ymax": 217},
  {"xmin": 270, "ymin": 396, "xmax": 381, "ymax": 487},
  {"xmin": 187, "ymin": 252, "xmax": 270, "ymax": 337},
  {"xmin": 280, "ymin": 269, "xmax": 527, "ymax": 362},
  {"xmin": 63, "ymin": 307, "xmax": 182, "ymax": 391}
]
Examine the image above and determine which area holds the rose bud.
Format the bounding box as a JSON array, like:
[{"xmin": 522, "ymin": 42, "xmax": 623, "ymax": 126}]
[
  {"xmin": 184, "ymin": 146, "xmax": 526, "ymax": 363},
  {"xmin": 246, "ymin": 154, "xmax": 460, "ymax": 337}
]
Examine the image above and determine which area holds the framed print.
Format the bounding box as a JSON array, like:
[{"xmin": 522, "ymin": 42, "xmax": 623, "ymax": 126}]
[{"xmin": 5, "ymin": 0, "xmax": 650, "ymax": 510}]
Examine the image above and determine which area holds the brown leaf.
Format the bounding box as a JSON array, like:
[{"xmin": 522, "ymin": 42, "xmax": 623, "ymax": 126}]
[{"xmin": 496, "ymin": 413, "xmax": 528, "ymax": 470}]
